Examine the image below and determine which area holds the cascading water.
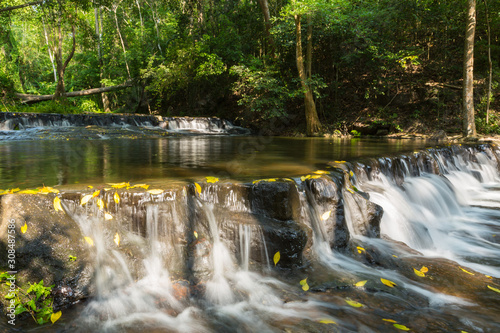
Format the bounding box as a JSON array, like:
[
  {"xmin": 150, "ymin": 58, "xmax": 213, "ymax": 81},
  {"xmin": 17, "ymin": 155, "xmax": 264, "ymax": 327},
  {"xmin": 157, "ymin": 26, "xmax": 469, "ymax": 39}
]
[{"xmin": 2, "ymin": 143, "xmax": 500, "ymax": 332}]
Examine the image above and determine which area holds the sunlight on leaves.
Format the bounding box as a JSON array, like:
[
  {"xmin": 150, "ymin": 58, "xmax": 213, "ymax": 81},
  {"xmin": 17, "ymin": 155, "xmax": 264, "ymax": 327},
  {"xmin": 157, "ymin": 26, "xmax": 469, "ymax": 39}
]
[
  {"xmin": 393, "ymin": 324, "xmax": 410, "ymax": 331},
  {"xmin": 147, "ymin": 189, "xmax": 164, "ymax": 195},
  {"xmin": 459, "ymin": 267, "xmax": 474, "ymax": 275},
  {"xmin": 21, "ymin": 222, "xmax": 27, "ymax": 234},
  {"xmin": 206, "ymin": 176, "xmax": 219, "ymax": 183},
  {"xmin": 84, "ymin": 237, "xmax": 94, "ymax": 246},
  {"xmin": 50, "ymin": 311, "xmax": 62, "ymax": 324},
  {"xmin": 345, "ymin": 298, "xmax": 364, "ymax": 308},
  {"xmin": 273, "ymin": 251, "xmax": 280, "ymax": 266},
  {"xmin": 355, "ymin": 280, "xmax": 367, "ymax": 287},
  {"xmin": 53, "ymin": 197, "xmax": 63, "ymax": 212},
  {"xmin": 487, "ymin": 285, "xmax": 500, "ymax": 293},
  {"xmin": 381, "ymin": 278, "xmax": 397, "ymax": 288},
  {"xmin": 114, "ymin": 192, "xmax": 120, "ymax": 204},
  {"xmin": 80, "ymin": 194, "xmax": 93, "ymax": 206},
  {"xmin": 319, "ymin": 319, "xmax": 336, "ymax": 324},
  {"xmin": 321, "ymin": 210, "xmax": 331, "ymax": 221},
  {"xmin": 114, "ymin": 233, "xmax": 120, "ymax": 246}
]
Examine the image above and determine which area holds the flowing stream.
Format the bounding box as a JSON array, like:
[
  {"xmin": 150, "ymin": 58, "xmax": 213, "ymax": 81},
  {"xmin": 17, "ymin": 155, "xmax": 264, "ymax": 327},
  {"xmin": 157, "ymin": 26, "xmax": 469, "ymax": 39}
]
[{"xmin": 1, "ymin": 116, "xmax": 499, "ymax": 332}]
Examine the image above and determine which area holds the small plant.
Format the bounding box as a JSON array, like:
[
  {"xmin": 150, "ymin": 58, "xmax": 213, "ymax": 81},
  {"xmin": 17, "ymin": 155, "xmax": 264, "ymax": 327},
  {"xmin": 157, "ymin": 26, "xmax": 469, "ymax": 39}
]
[
  {"xmin": 1, "ymin": 272, "xmax": 56, "ymax": 324},
  {"xmin": 351, "ymin": 129, "xmax": 361, "ymax": 137}
]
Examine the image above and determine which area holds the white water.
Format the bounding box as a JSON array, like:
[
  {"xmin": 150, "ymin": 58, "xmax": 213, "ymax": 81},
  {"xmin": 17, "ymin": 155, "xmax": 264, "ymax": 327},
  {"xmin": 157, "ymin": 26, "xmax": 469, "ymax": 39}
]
[{"xmin": 356, "ymin": 150, "xmax": 500, "ymax": 278}]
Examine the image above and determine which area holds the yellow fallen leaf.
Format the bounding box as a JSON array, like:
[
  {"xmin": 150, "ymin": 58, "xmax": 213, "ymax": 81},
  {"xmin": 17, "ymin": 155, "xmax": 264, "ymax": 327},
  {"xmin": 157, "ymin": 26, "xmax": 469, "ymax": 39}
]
[
  {"xmin": 392, "ymin": 255, "xmax": 398, "ymax": 258},
  {"xmin": 21, "ymin": 222, "xmax": 27, "ymax": 234},
  {"xmin": 345, "ymin": 298, "xmax": 364, "ymax": 308},
  {"xmin": 300, "ymin": 278, "xmax": 309, "ymax": 291},
  {"xmin": 54, "ymin": 197, "xmax": 63, "ymax": 212},
  {"xmin": 357, "ymin": 246, "xmax": 366, "ymax": 254},
  {"xmin": 459, "ymin": 267, "xmax": 474, "ymax": 275},
  {"xmin": 108, "ymin": 182, "xmax": 130, "ymax": 189},
  {"xmin": 267, "ymin": 178, "xmax": 276, "ymax": 182},
  {"xmin": 194, "ymin": 231, "xmax": 198, "ymax": 239},
  {"xmin": 349, "ymin": 171, "xmax": 354, "ymax": 177},
  {"xmin": 104, "ymin": 213, "xmax": 113, "ymax": 220},
  {"xmin": 195, "ymin": 183, "xmax": 202, "ymax": 195},
  {"xmin": 80, "ymin": 194, "xmax": 93, "ymax": 206},
  {"xmin": 300, "ymin": 176, "xmax": 307, "ymax": 182},
  {"xmin": 206, "ymin": 176, "xmax": 219, "ymax": 183},
  {"xmin": 273, "ymin": 251, "xmax": 280, "ymax": 266},
  {"xmin": 84, "ymin": 237, "xmax": 94, "ymax": 246},
  {"xmin": 114, "ymin": 233, "xmax": 120, "ymax": 246},
  {"xmin": 313, "ymin": 170, "xmax": 329, "ymax": 175},
  {"xmin": 321, "ymin": 210, "xmax": 331, "ymax": 221},
  {"xmin": 420, "ymin": 266, "xmax": 429, "ymax": 273},
  {"xmin": 383, "ymin": 319, "xmax": 397, "ymax": 323},
  {"xmin": 487, "ymin": 285, "xmax": 500, "ymax": 293},
  {"xmin": 485, "ymin": 275, "xmax": 493, "ymax": 279},
  {"xmin": 393, "ymin": 324, "xmax": 410, "ymax": 331},
  {"xmin": 319, "ymin": 319, "xmax": 336, "ymax": 324},
  {"xmin": 96, "ymin": 198, "xmax": 105, "ymax": 210},
  {"xmin": 311, "ymin": 175, "xmax": 321, "ymax": 179},
  {"xmin": 18, "ymin": 189, "xmax": 39, "ymax": 194},
  {"xmin": 92, "ymin": 190, "xmax": 101, "ymax": 198},
  {"xmin": 381, "ymin": 278, "xmax": 397, "ymax": 288},
  {"xmin": 10, "ymin": 188, "xmax": 20, "ymax": 193},
  {"xmin": 147, "ymin": 189, "xmax": 164, "ymax": 195},
  {"xmin": 355, "ymin": 280, "xmax": 367, "ymax": 287},
  {"xmin": 334, "ymin": 161, "xmax": 346, "ymax": 164},
  {"xmin": 39, "ymin": 186, "xmax": 59, "ymax": 194},
  {"xmin": 252, "ymin": 180, "xmax": 261, "ymax": 184},
  {"xmin": 413, "ymin": 268, "xmax": 425, "ymax": 277},
  {"xmin": 114, "ymin": 192, "xmax": 120, "ymax": 204},
  {"xmin": 88, "ymin": 185, "xmax": 93, "ymax": 189},
  {"xmin": 50, "ymin": 310, "xmax": 62, "ymax": 324}
]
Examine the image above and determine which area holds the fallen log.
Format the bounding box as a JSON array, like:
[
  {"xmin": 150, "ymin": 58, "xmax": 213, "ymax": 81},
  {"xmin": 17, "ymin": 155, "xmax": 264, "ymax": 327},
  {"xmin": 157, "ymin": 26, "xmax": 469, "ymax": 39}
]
[{"xmin": 14, "ymin": 81, "xmax": 133, "ymax": 103}]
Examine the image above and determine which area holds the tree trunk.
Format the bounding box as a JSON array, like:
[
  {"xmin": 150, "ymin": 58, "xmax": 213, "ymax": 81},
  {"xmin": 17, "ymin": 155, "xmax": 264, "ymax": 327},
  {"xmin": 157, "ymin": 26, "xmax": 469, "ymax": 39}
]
[
  {"xmin": 113, "ymin": 2, "xmax": 132, "ymax": 79},
  {"xmin": 306, "ymin": 14, "xmax": 312, "ymax": 79},
  {"xmin": 295, "ymin": 14, "xmax": 321, "ymax": 136},
  {"xmin": 15, "ymin": 81, "xmax": 133, "ymax": 103},
  {"xmin": 257, "ymin": 0, "xmax": 274, "ymax": 56},
  {"xmin": 482, "ymin": 0, "xmax": 492, "ymax": 124},
  {"xmin": 462, "ymin": 0, "xmax": 476, "ymax": 137},
  {"xmin": 42, "ymin": 17, "xmax": 57, "ymax": 82},
  {"xmin": 95, "ymin": 6, "xmax": 110, "ymax": 112}
]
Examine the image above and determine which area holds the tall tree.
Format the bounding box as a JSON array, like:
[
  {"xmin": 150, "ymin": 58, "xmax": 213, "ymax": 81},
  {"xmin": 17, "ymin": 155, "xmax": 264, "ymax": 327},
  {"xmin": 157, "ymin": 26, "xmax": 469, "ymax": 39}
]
[{"xmin": 462, "ymin": 0, "xmax": 476, "ymax": 137}]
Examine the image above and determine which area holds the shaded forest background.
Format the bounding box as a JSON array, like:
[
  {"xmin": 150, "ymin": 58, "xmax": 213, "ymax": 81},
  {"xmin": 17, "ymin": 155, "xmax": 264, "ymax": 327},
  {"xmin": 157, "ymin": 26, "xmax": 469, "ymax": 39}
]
[{"xmin": 0, "ymin": 0, "xmax": 498, "ymax": 135}]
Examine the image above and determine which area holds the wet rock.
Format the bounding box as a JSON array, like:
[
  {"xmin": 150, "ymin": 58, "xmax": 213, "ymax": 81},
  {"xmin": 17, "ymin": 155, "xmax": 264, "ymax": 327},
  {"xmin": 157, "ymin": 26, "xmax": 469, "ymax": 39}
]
[
  {"xmin": 344, "ymin": 190, "xmax": 383, "ymax": 238},
  {"xmin": 250, "ymin": 180, "xmax": 301, "ymax": 221},
  {"xmin": 304, "ymin": 176, "xmax": 350, "ymax": 250},
  {"xmin": 0, "ymin": 194, "xmax": 93, "ymax": 309}
]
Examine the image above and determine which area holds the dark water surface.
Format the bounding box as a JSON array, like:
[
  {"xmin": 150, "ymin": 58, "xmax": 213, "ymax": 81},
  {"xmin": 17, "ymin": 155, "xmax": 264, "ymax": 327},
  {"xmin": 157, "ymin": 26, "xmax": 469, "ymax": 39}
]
[{"xmin": 0, "ymin": 136, "xmax": 430, "ymax": 189}]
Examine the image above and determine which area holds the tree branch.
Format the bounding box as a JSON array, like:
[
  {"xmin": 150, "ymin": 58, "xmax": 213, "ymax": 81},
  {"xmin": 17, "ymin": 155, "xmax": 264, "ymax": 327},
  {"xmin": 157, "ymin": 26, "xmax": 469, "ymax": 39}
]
[{"xmin": 0, "ymin": 1, "xmax": 42, "ymax": 13}]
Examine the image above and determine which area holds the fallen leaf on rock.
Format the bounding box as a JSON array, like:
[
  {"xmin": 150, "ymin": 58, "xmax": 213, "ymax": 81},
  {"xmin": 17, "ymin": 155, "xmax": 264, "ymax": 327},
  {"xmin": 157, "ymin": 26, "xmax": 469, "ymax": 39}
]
[
  {"xmin": 355, "ymin": 280, "xmax": 367, "ymax": 287},
  {"xmin": 81, "ymin": 194, "xmax": 93, "ymax": 206},
  {"xmin": 54, "ymin": 197, "xmax": 63, "ymax": 212},
  {"xmin": 21, "ymin": 222, "xmax": 27, "ymax": 234},
  {"xmin": 381, "ymin": 278, "xmax": 397, "ymax": 288},
  {"xmin": 50, "ymin": 311, "xmax": 62, "ymax": 324},
  {"xmin": 345, "ymin": 298, "xmax": 364, "ymax": 308},
  {"xmin": 273, "ymin": 251, "xmax": 280, "ymax": 266}
]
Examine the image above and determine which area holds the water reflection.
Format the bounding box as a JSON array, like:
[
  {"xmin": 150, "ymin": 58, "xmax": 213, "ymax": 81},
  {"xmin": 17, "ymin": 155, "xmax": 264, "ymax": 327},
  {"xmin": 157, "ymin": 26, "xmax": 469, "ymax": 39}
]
[{"xmin": 0, "ymin": 137, "xmax": 430, "ymax": 188}]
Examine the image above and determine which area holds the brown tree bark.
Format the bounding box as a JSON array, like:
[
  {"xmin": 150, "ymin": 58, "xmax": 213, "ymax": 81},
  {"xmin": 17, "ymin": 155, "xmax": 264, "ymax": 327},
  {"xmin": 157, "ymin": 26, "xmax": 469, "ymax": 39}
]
[
  {"xmin": 257, "ymin": 0, "xmax": 274, "ymax": 56},
  {"xmin": 15, "ymin": 81, "xmax": 133, "ymax": 103},
  {"xmin": 295, "ymin": 14, "xmax": 321, "ymax": 136},
  {"xmin": 462, "ymin": 0, "xmax": 476, "ymax": 137}
]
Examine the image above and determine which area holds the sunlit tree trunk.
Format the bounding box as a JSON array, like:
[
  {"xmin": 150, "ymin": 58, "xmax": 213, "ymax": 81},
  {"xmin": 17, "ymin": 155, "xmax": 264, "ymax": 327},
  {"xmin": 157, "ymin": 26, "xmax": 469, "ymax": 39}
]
[
  {"xmin": 95, "ymin": 6, "xmax": 110, "ymax": 112},
  {"xmin": 295, "ymin": 14, "xmax": 321, "ymax": 136},
  {"xmin": 462, "ymin": 0, "xmax": 476, "ymax": 137},
  {"xmin": 42, "ymin": 17, "xmax": 57, "ymax": 82},
  {"xmin": 113, "ymin": 1, "xmax": 131, "ymax": 79},
  {"xmin": 482, "ymin": 0, "xmax": 492, "ymax": 124},
  {"xmin": 53, "ymin": 3, "xmax": 76, "ymax": 100}
]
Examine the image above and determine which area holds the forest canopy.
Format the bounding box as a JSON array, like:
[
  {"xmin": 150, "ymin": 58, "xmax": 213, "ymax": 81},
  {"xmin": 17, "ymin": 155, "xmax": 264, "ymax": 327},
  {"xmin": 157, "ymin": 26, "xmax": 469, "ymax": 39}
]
[{"xmin": 0, "ymin": 0, "xmax": 498, "ymax": 135}]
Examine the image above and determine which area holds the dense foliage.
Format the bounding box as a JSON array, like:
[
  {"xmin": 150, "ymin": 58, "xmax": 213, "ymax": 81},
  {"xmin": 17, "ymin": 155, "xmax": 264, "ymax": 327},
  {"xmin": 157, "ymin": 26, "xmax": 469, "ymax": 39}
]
[{"xmin": 0, "ymin": 0, "xmax": 498, "ymax": 134}]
